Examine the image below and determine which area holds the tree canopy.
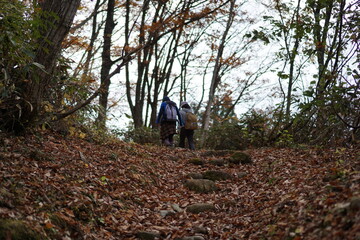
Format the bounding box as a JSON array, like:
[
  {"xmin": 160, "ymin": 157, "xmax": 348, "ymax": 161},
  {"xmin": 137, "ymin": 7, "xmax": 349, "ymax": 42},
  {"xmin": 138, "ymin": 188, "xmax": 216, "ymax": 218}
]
[{"xmin": 0, "ymin": 0, "xmax": 359, "ymax": 146}]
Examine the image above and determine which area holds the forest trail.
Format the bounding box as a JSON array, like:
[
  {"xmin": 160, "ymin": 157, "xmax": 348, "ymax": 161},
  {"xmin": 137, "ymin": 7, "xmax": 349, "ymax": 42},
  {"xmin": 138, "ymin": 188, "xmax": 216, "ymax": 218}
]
[{"xmin": 0, "ymin": 130, "xmax": 359, "ymax": 239}]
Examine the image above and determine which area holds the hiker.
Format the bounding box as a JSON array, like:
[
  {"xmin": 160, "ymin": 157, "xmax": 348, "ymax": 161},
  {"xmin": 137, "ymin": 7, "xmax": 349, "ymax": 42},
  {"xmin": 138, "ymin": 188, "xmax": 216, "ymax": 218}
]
[
  {"xmin": 156, "ymin": 96, "xmax": 183, "ymax": 146},
  {"xmin": 179, "ymin": 101, "xmax": 197, "ymax": 150}
]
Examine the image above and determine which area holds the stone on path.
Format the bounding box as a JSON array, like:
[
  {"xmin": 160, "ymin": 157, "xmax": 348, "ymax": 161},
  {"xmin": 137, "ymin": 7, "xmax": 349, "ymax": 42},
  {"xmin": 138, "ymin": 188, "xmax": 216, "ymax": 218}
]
[
  {"xmin": 159, "ymin": 210, "xmax": 176, "ymax": 217},
  {"xmin": 186, "ymin": 172, "xmax": 203, "ymax": 179},
  {"xmin": 184, "ymin": 179, "xmax": 218, "ymax": 193},
  {"xmin": 237, "ymin": 172, "xmax": 248, "ymax": 178},
  {"xmin": 203, "ymin": 170, "xmax": 232, "ymax": 181},
  {"xmin": 186, "ymin": 203, "xmax": 216, "ymax": 214},
  {"xmin": 192, "ymin": 226, "xmax": 208, "ymax": 234},
  {"xmin": 0, "ymin": 219, "xmax": 45, "ymax": 239},
  {"xmin": 188, "ymin": 158, "xmax": 205, "ymax": 166},
  {"xmin": 177, "ymin": 236, "xmax": 206, "ymax": 240},
  {"xmin": 350, "ymin": 196, "xmax": 360, "ymax": 211},
  {"xmin": 135, "ymin": 231, "xmax": 161, "ymax": 240},
  {"xmin": 209, "ymin": 159, "xmax": 227, "ymax": 166},
  {"xmin": 171, "ymin": 203, "xmax": 183, "ymax": 212},
  {"xmin": 229, "ymin": 152, "xmax": 252, "ymax": 164}
]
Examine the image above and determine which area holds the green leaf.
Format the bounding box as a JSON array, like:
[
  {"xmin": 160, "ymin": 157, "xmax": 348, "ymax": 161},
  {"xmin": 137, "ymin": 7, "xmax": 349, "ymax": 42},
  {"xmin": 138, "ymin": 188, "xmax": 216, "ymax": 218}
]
[
  {"xmin": 303, "ymin": 90, "xmax": 314, "ymax": 97},
  {"xmin": 277, "ymin": 72, "xmax": 289, "ymax": 79},
  {"xmin": 263, "ymin": 16, "xmax": 274, "ymax": 20},
  {"xmin": 23, "ymin": 48, "xmax": 35, "ymax": 58}
]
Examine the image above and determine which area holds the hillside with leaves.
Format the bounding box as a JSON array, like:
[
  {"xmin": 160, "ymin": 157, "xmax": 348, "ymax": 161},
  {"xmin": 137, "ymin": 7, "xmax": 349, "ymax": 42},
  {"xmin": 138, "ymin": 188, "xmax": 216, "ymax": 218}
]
[{"xmin": 0, "ymin": 131, "xmax": 359, "ymax": 239}]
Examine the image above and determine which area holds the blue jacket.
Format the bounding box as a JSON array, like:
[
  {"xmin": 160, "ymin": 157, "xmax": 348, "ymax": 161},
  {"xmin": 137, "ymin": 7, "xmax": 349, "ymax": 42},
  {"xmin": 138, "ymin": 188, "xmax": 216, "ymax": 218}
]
[{"xmin": 156, "ymin": 101, "xmax": 184, "ymax": 126}]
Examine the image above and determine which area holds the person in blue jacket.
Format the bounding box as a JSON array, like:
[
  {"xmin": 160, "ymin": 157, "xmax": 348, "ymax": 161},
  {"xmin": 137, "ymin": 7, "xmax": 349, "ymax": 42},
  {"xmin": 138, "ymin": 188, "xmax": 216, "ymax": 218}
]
[{"xmin": 156, "ymin": 96, "xmax": 183, "ymax": 146}]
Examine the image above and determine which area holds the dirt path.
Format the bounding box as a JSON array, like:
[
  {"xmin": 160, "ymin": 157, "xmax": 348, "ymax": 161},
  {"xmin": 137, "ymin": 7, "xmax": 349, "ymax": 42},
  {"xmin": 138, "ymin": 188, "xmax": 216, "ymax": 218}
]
[{"xmin": 0, "ymin": 132, "xmax": 359, "ymax": 239}]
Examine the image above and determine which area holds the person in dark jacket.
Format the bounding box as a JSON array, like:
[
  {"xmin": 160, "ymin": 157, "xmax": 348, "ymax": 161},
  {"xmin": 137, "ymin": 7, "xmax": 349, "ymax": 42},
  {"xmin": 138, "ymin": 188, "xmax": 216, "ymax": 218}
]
[
  {"xmin": 179, "ymin": 101, "xmax": 195, "ymax": 150},
  {"xmin": 156, "ymin": 96, "xmax": 183, "ymax": 146}
]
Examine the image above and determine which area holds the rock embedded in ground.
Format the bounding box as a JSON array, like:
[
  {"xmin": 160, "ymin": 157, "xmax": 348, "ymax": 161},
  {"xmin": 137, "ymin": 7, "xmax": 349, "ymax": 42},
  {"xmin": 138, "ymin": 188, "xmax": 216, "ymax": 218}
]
[
  {"xmin": 171, "ymin": 203, "xmax": 183, "ymax": 212},
  {"xmin": 159, "ymin": 210, "xmax": 176, "ymax": 217},
  {"xmin": 136, "ymin": 231, "xmax": 162, "ymax": 240},
  {"xmin": 177, "ymin": 236, "xmax": 206, "ymax": 240},
  {"xmin": 0, "ymin": 219, "xmax": 45, "ymax": 240},
  {"xmin": 349, "ymin": 196, "xmax": 360, "ymax": 211},
  {"xmin": 186, "ymin": 203, "xmax": 216, "ymax": 214},
  {"xmin": 192, "ymin": 226, "xmax": 208, "ymax": 234},
  {"xmin": 202, "ymin": 170, "xmax": 232, "ymax": 181},
  {"xmin": 229, "ymin": 152, "xmax": 252, "ymax": 164},
  {"xmin": 184, "ymin": 179, "xmax": 218, "ymax": 193},
  {"xmin": 188, "ymin": 158, "xmax": 205, "ymax": 166},
  {"xmin": 237, "ymin": 172, "xmax": 248, "ymax": 178},
  {"xmin": 186, "ymin": 172, "xmax": 204, "ymax": 179},
  {"xmin": 208, "ymin": 159, "xmax": 227, "ymax": 166}
]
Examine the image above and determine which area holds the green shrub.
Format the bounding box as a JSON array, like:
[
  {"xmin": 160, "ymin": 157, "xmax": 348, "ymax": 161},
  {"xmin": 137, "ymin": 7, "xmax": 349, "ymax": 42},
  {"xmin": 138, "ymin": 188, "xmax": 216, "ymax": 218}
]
[
  {"xmin": 240, "ymin": 109, "xmax": 271, "ymax": 147},
  {"xmin": 275, "ymin": 130, "xmax": 294, "ymax": 147},
  {"xmin": 202, "ymin": 121, "xmax": 247, "ymax": 150},
  {"xmin": 201, "ymin": 109, "xmax": 282, "ymax": 150},
  {"xmin": 119, "ymin": 125, "xmax": 160, "ymax": 145},
  {"xmin": 0, "ymin": 2, "xmax": 38, "ymax": 130}
]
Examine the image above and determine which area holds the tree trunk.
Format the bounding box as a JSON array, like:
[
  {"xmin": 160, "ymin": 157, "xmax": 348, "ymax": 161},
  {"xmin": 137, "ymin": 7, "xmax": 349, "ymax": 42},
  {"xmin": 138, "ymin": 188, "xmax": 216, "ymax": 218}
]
[
  {"xmin": 22, "ymin": 0, "xmax": 80, "ymax": 127},
  {"xmin": 74, "ymin": 0, "xmax": 103, "ymax": 79},
  {"xmin": 312, "ymin": 0, "xmax": 334, "ymax": 97},
  {"xmin": 130, "ymin": 0, "xmax": 152, "ymax": 128}
]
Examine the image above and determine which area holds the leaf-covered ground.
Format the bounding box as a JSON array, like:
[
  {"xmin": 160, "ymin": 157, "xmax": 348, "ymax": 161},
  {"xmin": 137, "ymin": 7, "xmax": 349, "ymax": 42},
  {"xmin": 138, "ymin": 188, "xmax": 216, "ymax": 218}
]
[{"xmin": 0, "ymin": 131, "xmax": 359, "ymax": 239}]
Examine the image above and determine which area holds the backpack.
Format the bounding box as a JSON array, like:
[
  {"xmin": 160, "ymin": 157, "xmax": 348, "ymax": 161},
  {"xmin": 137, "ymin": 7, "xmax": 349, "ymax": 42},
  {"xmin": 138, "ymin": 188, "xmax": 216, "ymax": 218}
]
[
  {"xmin": 185, "ymin": 112, "xmax": 198, "ymax": 130},
  {"xmin": 165, "ymin": 101, "xmax": 178, "ymax": 121}
]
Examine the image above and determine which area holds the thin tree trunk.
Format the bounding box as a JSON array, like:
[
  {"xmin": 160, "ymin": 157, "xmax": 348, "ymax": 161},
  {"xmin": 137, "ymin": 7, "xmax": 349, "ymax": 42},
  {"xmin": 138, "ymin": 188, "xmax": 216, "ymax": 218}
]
[
  {"xmin": 285, "ymin": 0, "xmax": 301, "ymax": 121},
  {"xmin": 77, "ymin": 0, "xmax": 103, "ymax": 78},
  {"xmin": 131, "ymin": 0, "xmax": 152, "ymax": 128},
  {"xmin": 202, "ymin": 0, "xmax": 235, "ymax": 133},
  {"xmin": 313, "ymin": 0, "xmax": 334, "ymax": 97},
  {"xmin": 96, "ymin": 0, "xmax": 116, "ymax": 129},
  {"xmin": 124, "ymin": 0, "xmax": 134, "ymax": 119}
]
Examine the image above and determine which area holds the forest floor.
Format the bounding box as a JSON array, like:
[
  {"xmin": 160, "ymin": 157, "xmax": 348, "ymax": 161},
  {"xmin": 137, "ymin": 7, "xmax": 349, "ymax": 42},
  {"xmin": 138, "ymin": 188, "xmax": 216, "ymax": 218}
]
[{"xmin": 0, "ymin": 130, "xmax": 359, "ymax": 240}]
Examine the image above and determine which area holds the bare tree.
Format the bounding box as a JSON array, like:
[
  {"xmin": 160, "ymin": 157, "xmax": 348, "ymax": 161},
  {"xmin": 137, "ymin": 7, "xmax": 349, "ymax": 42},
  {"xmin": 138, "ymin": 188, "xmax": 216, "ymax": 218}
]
[
  {"xmin": 202, "ymin": 0, "xmax": 236, "ymax": 132},
  {"xmin": 53, "ymin": 0, "xmax": 233, "ymax": 130},
  {"xmin": 96, "ymin": 0, "xmax": 116, "ymax": 129}
]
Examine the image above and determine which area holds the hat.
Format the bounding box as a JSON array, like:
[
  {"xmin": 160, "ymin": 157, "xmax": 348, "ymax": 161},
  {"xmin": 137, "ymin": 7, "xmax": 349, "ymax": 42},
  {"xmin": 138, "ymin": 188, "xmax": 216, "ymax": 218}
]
[
  {"xmin": 163, "ymin": 96, "xmax": 170, "ymax": 102},
  {"xmin": 180, "ymin": 101, "xmax": 190, "ymax": 108}
]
